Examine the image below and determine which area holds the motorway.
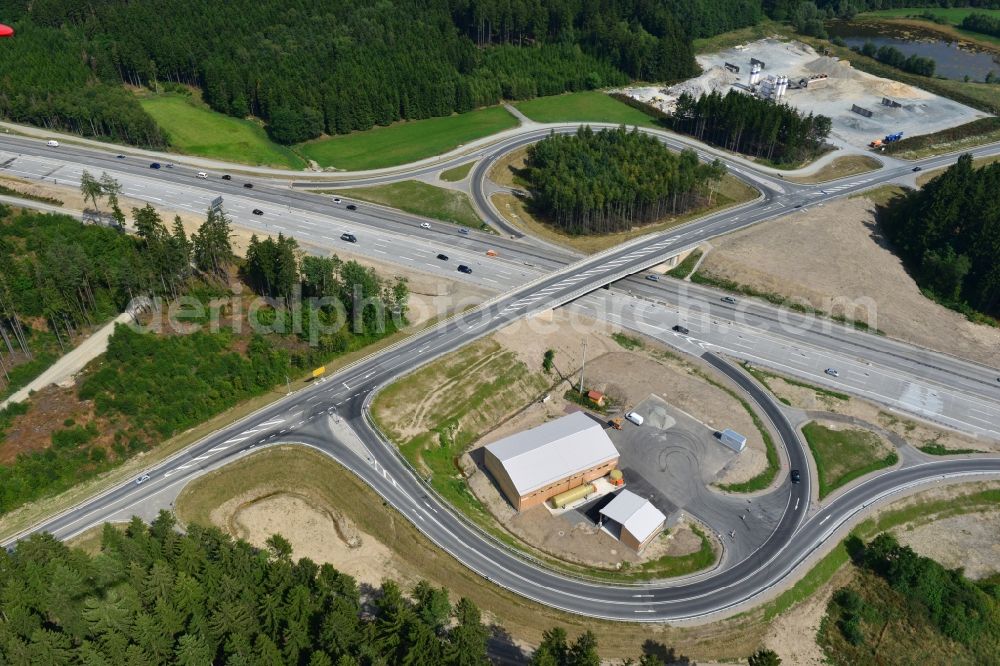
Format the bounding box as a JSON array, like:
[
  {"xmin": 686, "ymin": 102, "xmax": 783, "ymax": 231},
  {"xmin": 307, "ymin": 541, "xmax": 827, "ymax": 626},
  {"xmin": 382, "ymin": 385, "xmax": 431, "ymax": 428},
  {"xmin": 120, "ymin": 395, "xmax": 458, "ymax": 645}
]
[
  {"xmin": 4, "ymin": 132, "xmax": 997, "ymax": 437},
  {"xmin": 2, "ymin": 127, "xmax": 1000, "ymax": 621}
]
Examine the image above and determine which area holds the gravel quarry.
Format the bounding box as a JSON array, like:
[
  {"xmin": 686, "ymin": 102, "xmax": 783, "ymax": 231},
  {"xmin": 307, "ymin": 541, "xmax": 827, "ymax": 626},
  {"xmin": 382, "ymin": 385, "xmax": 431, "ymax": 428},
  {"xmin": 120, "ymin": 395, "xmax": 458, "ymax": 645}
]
[{"xmin": 620, "ymin": 38, "xmax": 989, "ymax": 149}]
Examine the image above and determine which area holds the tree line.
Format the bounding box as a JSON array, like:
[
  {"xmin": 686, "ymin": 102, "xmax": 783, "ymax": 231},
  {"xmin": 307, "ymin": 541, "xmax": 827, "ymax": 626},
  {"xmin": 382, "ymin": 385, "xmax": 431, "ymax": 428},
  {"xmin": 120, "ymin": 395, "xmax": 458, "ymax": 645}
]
[
  {"xmin": 0, "ymin": 514, "xmax": 713, "ymax": 664},
  {"xmin": 0, "ymin": 203, "xmax": 409, "ymax": 516},
  {"xmin": 0, "ymin": 198, "xmax": 192, "ymax": 366},
  {"xmin": 769, "ymin": 0, "xmax": 1000, "ymax": 19},
  {"xmin": 244, "ymin": 234, "xmax": 409, "ymax": 345},
  {"xmin": 671, "ymin": 90, "xmax": 832, "ymax": 165},
  {"xmin": 0, "ymin": 0, "xmax": 764, "ymax": 147},
  {"xmin": 523, "ymin": 126, "xmax": 726, "ymax": 234},
  {"xmin": 961, "ymin": 11, "xmax": 1000, "ymax": 37},
  {"xmin": 857, "ymin": 42, "xmax": 936, "ymax": 77},
  {"xmin": 839, "ymin": 532, "xmax": 1000, "ymax": 662},
  {"xmin": 879, "ymin": 153, "xmax": 1000, "ymax": 318}
]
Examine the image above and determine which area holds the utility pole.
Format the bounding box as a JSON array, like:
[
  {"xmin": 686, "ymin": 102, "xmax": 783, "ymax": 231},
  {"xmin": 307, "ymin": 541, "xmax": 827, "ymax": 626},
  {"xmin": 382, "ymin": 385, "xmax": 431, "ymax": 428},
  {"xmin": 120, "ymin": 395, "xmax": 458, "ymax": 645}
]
[{"xmin": 577, "ymin": 338, "xmax": 588, "ymax": 395}]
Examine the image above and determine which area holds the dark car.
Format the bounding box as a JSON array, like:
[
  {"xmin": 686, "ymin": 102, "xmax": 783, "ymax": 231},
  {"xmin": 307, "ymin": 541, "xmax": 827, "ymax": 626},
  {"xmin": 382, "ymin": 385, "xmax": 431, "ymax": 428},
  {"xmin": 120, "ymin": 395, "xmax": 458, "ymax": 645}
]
[
  {"xmin": 340, "ymin": 233, "xmax": 357, "ymax": 243},
  {"xmin": 221, "ymin": 174, "xmax": 232, "ymax": 180},
  {"xmin": 672, "ymin": 324, "xmax": 689, "ymax": 334},
  {"xmin": 457, "ymin": 264, "xmax": 472, "ymax": 274},
  {"xmin": 645, "ymin": 274, "xmax": 660, "ymax": 282},
  {"xmin": 149, "ymin": 162, "xmax": 161, "ymax": 169},
  {"xmin": 165, "ymin": 163, "xmax": 174, "ymax": 168},
  {"xmin": 912, "ymin": 166, "xmax": 922, "ymax": 172},
  {"xmin": 346, "ymin": 204, "xmax": 357, "ymax": 211},
  {"xmin": 721, "ymin": 296, "xmax": 737, "ymax": 305},
  {"xmin": 436, "ymin": 253, "xmax": 449, "ymax": 261},
  {"xmin": 790, "ymin": 469, "xmax": 801, "ymax": 484},
  {"xmin": 116, "ymin": 154, "xmax": 125, "ymax": 159},
  {"xmin": 243, "ymin": 182, "xmax": 253, "ymax": 189},
  {"xmin": 458, "ymin": 228, "xmax": 470, "ymax": 235},
  {"xmin": 252, "ymin": 209, "xmax": 263, "ymax": 215}
]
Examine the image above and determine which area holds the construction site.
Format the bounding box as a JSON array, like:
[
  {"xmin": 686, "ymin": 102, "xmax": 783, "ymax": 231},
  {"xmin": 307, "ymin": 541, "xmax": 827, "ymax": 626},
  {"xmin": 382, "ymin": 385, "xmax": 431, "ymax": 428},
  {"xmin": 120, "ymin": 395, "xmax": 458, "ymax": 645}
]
[{"xmin": 619, "ymin": 38, "xmax": 989, "ymax": 149}]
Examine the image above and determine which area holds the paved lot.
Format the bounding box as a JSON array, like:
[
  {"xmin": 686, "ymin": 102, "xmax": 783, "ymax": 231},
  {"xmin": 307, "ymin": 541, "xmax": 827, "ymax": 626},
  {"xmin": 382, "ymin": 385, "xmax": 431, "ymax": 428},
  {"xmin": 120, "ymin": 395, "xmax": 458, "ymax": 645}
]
[{"xmin": 606, "ymin": 395, "xmax": 789, "ymax": 564}]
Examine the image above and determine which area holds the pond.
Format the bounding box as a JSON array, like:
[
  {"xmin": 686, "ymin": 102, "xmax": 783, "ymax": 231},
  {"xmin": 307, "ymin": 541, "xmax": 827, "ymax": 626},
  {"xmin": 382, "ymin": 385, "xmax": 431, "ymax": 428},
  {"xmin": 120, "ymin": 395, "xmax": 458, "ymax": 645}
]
[{"xmin": 827, "ymin": 21, "xmax": 1000, "ymax": 82}]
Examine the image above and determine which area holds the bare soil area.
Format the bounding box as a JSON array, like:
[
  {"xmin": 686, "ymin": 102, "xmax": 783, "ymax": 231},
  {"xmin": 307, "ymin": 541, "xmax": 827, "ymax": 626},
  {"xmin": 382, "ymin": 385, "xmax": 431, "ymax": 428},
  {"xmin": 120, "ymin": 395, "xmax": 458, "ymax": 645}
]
[
  {"xmin": 698, "ymin": 195, "xmax": 1000, "ymax": 366},
  {"xmin": 225, "ymin": 492, "xmax": 409, "ymax": 588},
  {"xmin": 893, "ymin": 510, "xmax": 1000, "ymax": 580},
  {"xmin": 0, "ymin": 384, "xmax": 114, "ymax": 463},
  {"xmin": 764, "ymin": 565, "xmax": 855, "ymax": 666}
]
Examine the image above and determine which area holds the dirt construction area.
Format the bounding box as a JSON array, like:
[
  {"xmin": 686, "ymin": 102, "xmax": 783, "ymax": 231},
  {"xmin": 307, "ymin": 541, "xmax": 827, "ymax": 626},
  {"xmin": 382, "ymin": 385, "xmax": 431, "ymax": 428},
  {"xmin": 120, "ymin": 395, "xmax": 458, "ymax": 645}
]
[
  {"xmin": 620, "ymin": 38, "xmax": 988, "ymax": 148},
  {"xmin": 697, "ymin": 195, "xmax": 1000, "ymax": 367},
  {"xmin": 893, "ymin": 510, "xmax": 1000, "ymax": 580}
]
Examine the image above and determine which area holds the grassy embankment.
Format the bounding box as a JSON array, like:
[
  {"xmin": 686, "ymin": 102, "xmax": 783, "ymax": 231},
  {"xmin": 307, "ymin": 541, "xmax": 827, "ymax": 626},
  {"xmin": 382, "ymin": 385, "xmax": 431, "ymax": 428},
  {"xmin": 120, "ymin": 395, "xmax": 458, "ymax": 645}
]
[
  {"xmin": 326, "ymin": 181, "xmax": 489, "ymax": 231},
  {"xmin": 0, "ymin": 181, "xmax": 63, "ymax": 206},
  {"xmin": 171, "ymin": 443, "xmax": 1000, "ymax": 660},
  {"xmin": 786, "ymin": 155, "xmax": 883, "ymax": 184},
  {"xmin": 439, "ymin": 161, "xmax": 476, "ymax": 182},
  {"xmin": 802, "ymin": 422, "xmax": 898, "ymax": 499},
  {"xmin": 742, "ymin": 363, "xmax": 850, "ymax": 407},
  {"xmin": 300, "ymin": 106, "xmax": 518, "ymax": 171},
  {"xmin": 665, "ymin": 249, "xmax": 703, "ymax": 279},
  {"xmin": 139, "ymin": 93, "xmax": 306, "ymax": 169}
]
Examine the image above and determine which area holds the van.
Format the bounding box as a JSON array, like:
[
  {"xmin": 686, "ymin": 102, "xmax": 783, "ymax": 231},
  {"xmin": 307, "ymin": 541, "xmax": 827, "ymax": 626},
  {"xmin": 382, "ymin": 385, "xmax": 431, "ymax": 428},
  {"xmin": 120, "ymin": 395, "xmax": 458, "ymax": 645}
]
[
  {"xmin": 196, "ymin": 172, "xmax": 208, "ymax": 179},
  {"xmin": 625, "ymin": 411, "xmax": 644, "ymax": 426},
  {"xmin": 46, "ymin": 140, "xmax": 59, "ymax": 147}
]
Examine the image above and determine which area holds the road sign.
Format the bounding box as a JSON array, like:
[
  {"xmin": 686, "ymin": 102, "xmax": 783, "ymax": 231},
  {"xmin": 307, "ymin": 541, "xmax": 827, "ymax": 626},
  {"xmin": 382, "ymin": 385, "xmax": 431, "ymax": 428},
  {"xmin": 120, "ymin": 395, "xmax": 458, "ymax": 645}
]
[
  {"xmin": 210, "ymin": 196, "xmax": 224, "ymax": 212},
  {"xmin": 312, "ymin": 366, "xmax": 325, "ymax": 379}
]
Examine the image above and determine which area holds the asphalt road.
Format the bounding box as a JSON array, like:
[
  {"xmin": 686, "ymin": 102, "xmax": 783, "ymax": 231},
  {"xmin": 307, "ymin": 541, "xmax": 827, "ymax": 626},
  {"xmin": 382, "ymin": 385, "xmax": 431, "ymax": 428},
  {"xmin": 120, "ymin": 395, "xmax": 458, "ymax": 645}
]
[{"xmin": 2, "ymin": 129, "xmax": 1000, "ymax": 621}]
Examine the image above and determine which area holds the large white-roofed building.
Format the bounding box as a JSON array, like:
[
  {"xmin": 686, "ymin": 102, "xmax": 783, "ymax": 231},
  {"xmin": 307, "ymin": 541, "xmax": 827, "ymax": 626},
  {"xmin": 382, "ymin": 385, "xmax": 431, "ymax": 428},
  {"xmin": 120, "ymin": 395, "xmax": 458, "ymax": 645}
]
[
  {"xmin": 599, "ymin": 489, "xmax": 667, "ymax": 552},
  {"xmin": 483, "ymin": 411, "xmax": 620, "ymax": 511}
]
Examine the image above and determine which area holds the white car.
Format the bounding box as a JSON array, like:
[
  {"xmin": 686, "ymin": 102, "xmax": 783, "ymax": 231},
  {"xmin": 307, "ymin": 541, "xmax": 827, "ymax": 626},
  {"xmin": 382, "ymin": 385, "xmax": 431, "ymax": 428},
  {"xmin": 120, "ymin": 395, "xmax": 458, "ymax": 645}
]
[
  {"xmin": 625, "ymin": 411, "xmax": 644, "ymax": 426},
  {"xmin": 46, "ymin": 140, "xmax": 59, "ymax": 147},
  {"xmin": 196, "ymin": 172, "xmax": 208, "ymax": 179},
  {"xmin": 135, "ymin": 473, "xmax": 151, "ymax": 485},
  {"xmin": 824, "ymin": 368, "xmax": 840, "ymax": 377},
  {"xmin": 420, "ymin": 222, "xmax": 431, "ymax": 229},
  {"xmin": 333, "ymin": 197, "xmax": 342, "ymax": 204}
]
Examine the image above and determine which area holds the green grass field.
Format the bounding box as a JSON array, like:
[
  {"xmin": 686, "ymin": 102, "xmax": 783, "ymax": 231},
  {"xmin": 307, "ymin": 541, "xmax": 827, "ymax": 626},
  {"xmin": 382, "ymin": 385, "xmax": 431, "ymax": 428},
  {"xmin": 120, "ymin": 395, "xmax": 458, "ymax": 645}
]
[
  {"xmin": 139, "ymin": 94, "xmax": 306, "ymax": 169},
  {"xmin": 439, "ymin": 161, "xmax": 475, "ymax": 182},
  {"xmin": 513, "ymin": 91, "xmax": 659, "ymax": 127},
  {"xmin": 803, "ymin": 422, "xmax": 898, "ymax": 498},
  {"xmin": 299, "ymin": 106, "xmax": 517, "ymax": 171},
  {"xmin": 328, "ymin": 181, "xmax": 488, "ymax": 230}
]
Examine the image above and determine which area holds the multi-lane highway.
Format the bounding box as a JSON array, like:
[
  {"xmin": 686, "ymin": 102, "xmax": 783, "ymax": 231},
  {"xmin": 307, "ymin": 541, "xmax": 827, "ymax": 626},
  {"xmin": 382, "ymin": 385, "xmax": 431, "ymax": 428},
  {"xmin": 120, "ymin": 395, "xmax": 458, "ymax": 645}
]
[
  {"xmin": 2, "ymin": 125, "xmax": 999, "ymax": 621},
  {"xmin": 3, "ymin": 132, "xmax": 996, "ymax": 436}
]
